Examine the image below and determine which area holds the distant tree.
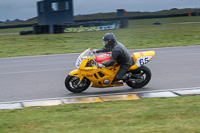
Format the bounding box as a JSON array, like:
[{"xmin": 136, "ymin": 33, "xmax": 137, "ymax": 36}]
[{"xmin": 6, "ymin": 19, "xmax": 10, "ymax": 23}]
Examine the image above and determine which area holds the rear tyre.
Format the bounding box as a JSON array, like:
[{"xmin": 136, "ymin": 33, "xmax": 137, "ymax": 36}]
[
  {"xmin": 65, "ymin": 75, "xmax": 91, "ymax": 93},
  {"xmin": 126, "ymin": 66, "xmax": 151, "ymax": 88}
]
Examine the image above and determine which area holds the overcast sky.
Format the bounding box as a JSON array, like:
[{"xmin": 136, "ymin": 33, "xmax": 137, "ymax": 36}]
[{"xmin": 0, "ymin": 0, "xmax": 199, "ymax": 21}]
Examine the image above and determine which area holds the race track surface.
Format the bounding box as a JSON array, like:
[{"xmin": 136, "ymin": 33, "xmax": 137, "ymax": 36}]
[{"xmin": 0, "ymin": 46, "xmax": 200, "ymax": 102}]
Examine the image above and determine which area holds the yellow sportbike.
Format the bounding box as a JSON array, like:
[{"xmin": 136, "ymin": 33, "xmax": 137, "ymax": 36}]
[{"xmin": 65, "ymin": 48, "xmax": 155, "ymax": 93}]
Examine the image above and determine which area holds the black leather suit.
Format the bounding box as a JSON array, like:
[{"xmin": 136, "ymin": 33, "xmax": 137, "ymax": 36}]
[{"xmin": 96, "ymin": 41, "xmax": 132, "ymax": 81}]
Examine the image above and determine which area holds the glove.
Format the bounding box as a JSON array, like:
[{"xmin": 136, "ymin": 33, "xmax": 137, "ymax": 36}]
[
  {"xmin": 97, "ymin": 63, "xmax": 105, "ymax": 68},
  {"xmin": 92, "ymin": 49, "xmax": 98, "ymax": 54}
]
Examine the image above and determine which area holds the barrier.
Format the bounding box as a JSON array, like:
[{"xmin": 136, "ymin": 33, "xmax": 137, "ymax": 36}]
[{"xmin": 64, "ymin": 22, "xmax": 120, "ymax": 33}]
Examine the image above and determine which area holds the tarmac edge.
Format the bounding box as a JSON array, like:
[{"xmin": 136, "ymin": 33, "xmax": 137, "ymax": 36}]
[{"xmin": 1, "ymin": 88, "xmax": 200, "ymax": 110}]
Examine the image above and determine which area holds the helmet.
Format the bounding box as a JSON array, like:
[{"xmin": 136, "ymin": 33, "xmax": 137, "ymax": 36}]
[{"xmin": 103, "ymin": 33, "xmax": 116, "ymax": 49}]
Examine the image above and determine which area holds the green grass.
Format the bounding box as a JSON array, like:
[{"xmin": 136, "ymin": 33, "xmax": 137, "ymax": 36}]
[
  {"xmin": 1, "ymin": 95, "xmax": 200, "ymax": 133},
  {"xmin": 0, "ymin": 27, "xmax": 32, "ymax": 34},
  {"xmin": 0, "ymin": 16, "xmax": 200, "ymax": 58},
  {"xmin": 74, "ymin": 8, "xmax": 200, "ymax": 20},
  {"xmin": 1, "ymin": 8, "xmax": 199, "ymax": 25}
]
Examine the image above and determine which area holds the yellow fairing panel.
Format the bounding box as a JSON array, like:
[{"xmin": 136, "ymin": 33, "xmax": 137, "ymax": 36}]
[
  {"xmin": 129, "ymin": 51, "xmax": 155, "ymax": 71},
  {"xmin": 69, "ymin": 69, "xmax": 84, "ymax": 80}
]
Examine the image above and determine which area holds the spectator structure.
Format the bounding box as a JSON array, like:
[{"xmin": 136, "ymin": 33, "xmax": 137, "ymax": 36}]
[{"xmin": 36, "ymin": 0, "xmax": 74, "ymax": 33}]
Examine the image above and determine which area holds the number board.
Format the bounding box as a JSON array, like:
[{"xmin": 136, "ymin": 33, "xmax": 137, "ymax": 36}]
[{"xmin": 136, "ymin": 56, "xmax": 152, "ymax": 67}]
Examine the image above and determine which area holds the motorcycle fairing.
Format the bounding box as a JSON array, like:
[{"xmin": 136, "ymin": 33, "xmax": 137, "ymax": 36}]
[{"xmin": 129, "ymin": 51, "xmax": 155, "ymax": 71}]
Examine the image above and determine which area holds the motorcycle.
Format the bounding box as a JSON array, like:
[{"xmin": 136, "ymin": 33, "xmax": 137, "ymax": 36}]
[{"xmin": 65, "ymin": 48, "xmax": 155, "ymax": 93}]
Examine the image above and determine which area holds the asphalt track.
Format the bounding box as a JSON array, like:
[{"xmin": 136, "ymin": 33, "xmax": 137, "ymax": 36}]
[{"xmin": 0, "ymin": 46, "xmax": 200, "ymax": 103}]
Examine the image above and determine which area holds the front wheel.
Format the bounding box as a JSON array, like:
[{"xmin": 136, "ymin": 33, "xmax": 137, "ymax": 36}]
[
  {"xmin": 65, "ymin": 75, "xmax": 91, "ymax": 93},
  {"xmin": 126, "ymin": 66, "xmax": 151, "ymax": 88}
]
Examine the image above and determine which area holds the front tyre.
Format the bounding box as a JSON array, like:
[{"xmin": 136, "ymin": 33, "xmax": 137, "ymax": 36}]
[
  {"xmin": 65, "ymin": 75, "xmax": 91, "ymax": 93},
  {"xmin": 126, "ymin": 66, "xmax": 151, "ymax": 88}
]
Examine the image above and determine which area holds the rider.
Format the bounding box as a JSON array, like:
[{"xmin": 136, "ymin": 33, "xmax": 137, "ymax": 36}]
[{"xmin": 93, "ymin": 33, "xmax": 132, "ymax": 84}]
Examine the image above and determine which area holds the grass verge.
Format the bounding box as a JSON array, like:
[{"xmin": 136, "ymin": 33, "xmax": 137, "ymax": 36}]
[
  {"xmin": 0, "ymin": 95, "xmax": 200, "ymax": 133},
  {"xmin": 0, "ymin": 27, "xmax": 32, "ymax": 34},
  {"xmin": 0, "ymin": 16, "xmax": 200, "ymax": 58}
]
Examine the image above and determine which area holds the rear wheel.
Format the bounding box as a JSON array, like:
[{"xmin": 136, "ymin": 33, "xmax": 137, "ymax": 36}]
[
  {"xmin": 126, "ymin": 66, "xmax": 151, "ymax": 88},
  {"xmin": 65, "ymin": 75, "xmax": 91, "ymax": 93}
]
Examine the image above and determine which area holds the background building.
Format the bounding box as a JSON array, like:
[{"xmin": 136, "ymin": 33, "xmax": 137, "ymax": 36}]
[{"xmin": 36, "ymin": 0, "xmax": 74, "ymax": 33}]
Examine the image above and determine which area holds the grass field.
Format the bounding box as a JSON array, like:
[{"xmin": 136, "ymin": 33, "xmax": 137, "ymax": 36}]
[
  {"xmin": 1, "ymin": 8, "xmax": 200, "ymax": 25},
  {"xmin": 0, "ymin": 27, "xmax": 32, "ymax": 34},
  {"xmin": 0, "ymin": 95, "xmax": 200, "ymax": 133},
  {"xmin": 0, "ymin": 16, "xmax": 200, "ymax": 58}
]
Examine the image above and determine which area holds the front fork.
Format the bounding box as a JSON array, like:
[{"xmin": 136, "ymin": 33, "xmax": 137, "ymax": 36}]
[
  {"xmin": 74, "ymin": 77, "xmax": 84, "ymax": 88},
  {"xmin": 69, "ymin": 69, "xmax": 84, "ymax": 87}
]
